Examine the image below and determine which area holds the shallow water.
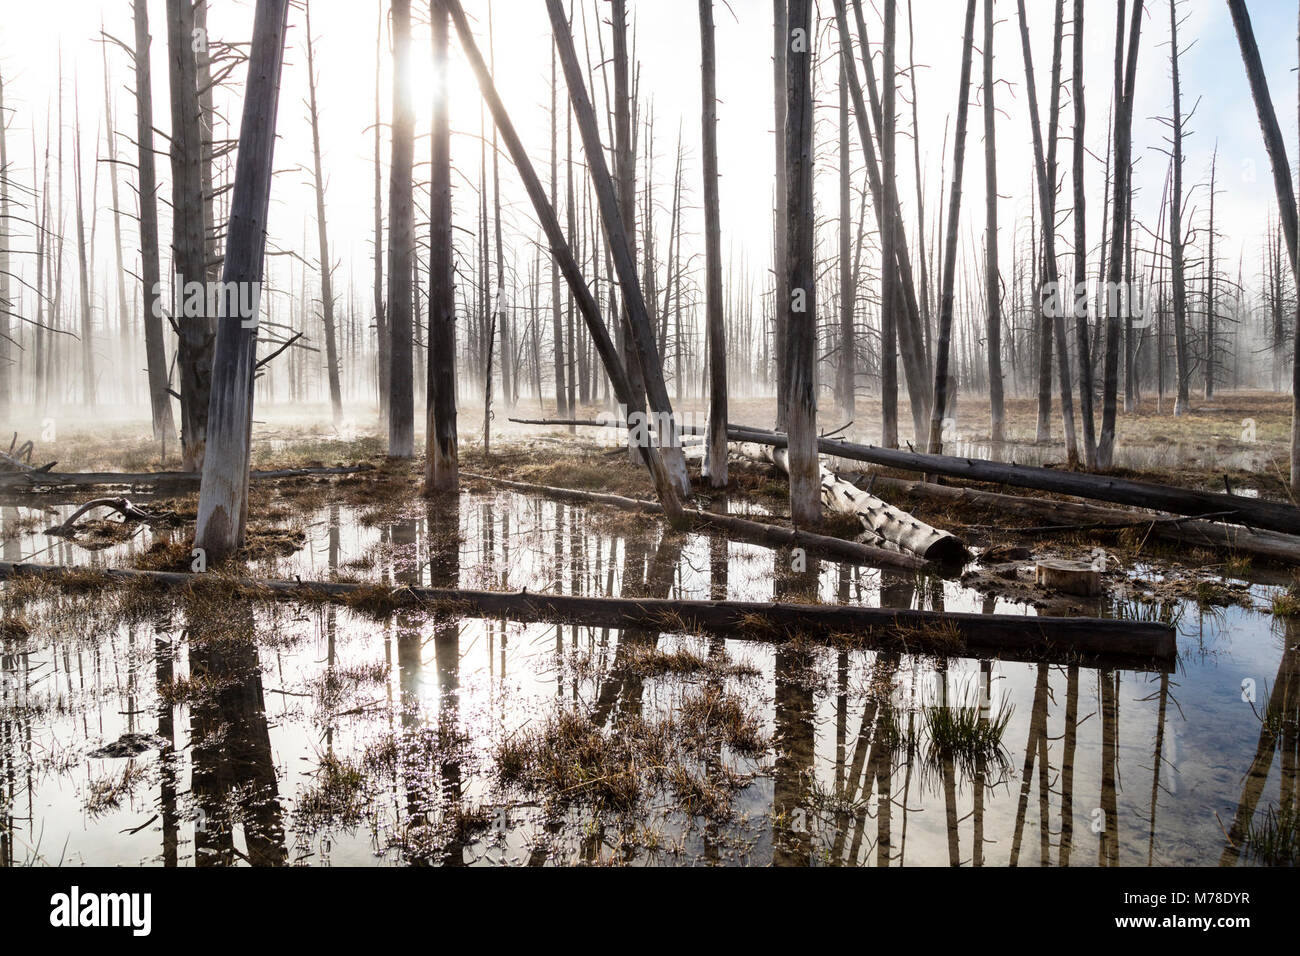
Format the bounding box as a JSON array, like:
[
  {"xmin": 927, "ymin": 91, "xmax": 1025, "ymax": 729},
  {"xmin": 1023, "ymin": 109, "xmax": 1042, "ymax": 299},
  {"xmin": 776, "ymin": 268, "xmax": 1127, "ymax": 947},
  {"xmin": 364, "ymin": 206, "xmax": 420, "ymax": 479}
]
[{"xmin": 0, "ymin": 489, "xmax": 1295, "ymax": 866}]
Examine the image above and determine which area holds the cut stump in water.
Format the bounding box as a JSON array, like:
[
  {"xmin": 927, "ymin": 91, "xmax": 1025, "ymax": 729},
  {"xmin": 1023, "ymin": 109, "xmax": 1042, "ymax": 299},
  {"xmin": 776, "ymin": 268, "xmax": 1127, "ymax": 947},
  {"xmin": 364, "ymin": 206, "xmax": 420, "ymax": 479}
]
[{"xmin": 1035, "ymin": 559, "xmax": 1103, "ymax": 597}]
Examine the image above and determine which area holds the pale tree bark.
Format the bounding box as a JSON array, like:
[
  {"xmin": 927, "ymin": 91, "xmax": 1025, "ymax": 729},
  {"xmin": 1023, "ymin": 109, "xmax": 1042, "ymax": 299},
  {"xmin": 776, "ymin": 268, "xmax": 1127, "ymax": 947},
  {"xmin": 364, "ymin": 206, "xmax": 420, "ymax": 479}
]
[
  {"xmin": 1096, "ymin": 0, "xmax": 1144, "ymax": 471},
  {"xmin": 102, "ymin": 32, "xmax": 133, "ymax": 405},
  {"xmin": 167, "ymin": 0, "xmax": 212, "ymax": 470},
  {"xmin": 700, "ymin": 0, "xmax": 728, "ymax": 488},
  {"xmin": 773, "ymin": 0, "xmax": 790, "ymax": 429},
  {"xmin": 1169, "ymin": 0, "xmax": 1191, "ymax": 417},
  {"xmin": 193, "ymin": 0, "xmax": 292, "ymax": 559},
  {"xmin": 73, "ymin": 90, "xmax": 96, "ymax": 406},
  {"xmin": 546, "ymin": 0, "xmax": 692, "ymax": 498},
  {"xmin": 304, "ymin": 0, "xmax": 343, "ymax": 427},
  {"xmin": 444, "ymin": 0, "xmax": 684, "ymax": 521},
  {"xmin": 550, "ymin": 45, "xmax": 567, "ymax": 418},
  {"xmin": 373, "ymin": 2, "xmax": 388, "ymax": 424},
  {"xmin": 785, "ymin": 0, "xmax": 821, "ymax": 527},
  {"xmin": 927, "ymin": 0, "xmax": 978, "ymax": 457},
  {"xmin": 1071, "ymin": 0, "xmax": 1096, "ymax": 467},
  {"xmin": 1017, "ymin": 0, "xmax": 1078, "ymax": 467},
  {"xmin": 386, "ymin": 0, "xmax": 415, "ymax": 458},
  {"xmin": 0, "ymin": 69, "xmax": 11, "ymax": 417},
  {"xmin": 425, "ymin": 0, "xmax": 458, "ymax": 494},
  {"xmin": 837, "ymin": 56, "xmax": 855, "ymax": 421},
  {"xmin": 880, "ymin": 0, "xmax": 898, "ymax": 448},
  {"xmin": 983, "ymin": 0, "xmax": 1005, "ymax": 445}
]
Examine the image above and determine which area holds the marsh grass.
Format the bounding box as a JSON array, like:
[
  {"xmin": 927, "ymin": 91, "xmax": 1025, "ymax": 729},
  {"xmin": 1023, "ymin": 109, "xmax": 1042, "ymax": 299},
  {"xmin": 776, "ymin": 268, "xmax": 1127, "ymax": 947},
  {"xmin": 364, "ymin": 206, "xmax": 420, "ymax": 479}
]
[
  {"xmin": 84, "ymin": 760, "xmax": 147, "ymax": 816},
  {"xmin": 922, "ymin": 693, "xmax": 1014, "ymax": 777},
  {"xmin": 1243, "ymin": 804, "xmax": 1300, "ymax": 866}
]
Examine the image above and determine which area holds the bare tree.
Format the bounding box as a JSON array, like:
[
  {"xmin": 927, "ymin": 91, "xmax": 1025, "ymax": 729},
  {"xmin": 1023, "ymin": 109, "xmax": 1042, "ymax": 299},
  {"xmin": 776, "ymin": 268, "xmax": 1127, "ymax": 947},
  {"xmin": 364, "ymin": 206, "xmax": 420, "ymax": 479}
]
[
  {"xmin": 304, "ymin": 0, "xmax": 343, "ymax": 427},
  {"xmin": 425, "ymin": 0, "xmax": 457, "ymax": 493},
  {"xmin": 1097, "ymin": 0, "xmax": 1145, "ymax": 470},
  {"xmin": 700, "ymin": 0, "xmax": 728, "ymax": 487},
  {"xmin": 1168, "ymin": 0, "xmax": 1191, "ymax": 416},
  {"xmin": 785, "ymin": 0, "xmax": 820, "ymax": 526},
  {"xmin": 386, "ymin": 0, "xmax": 415, "ymax": 458},
  {"xmin": 1071, "ymin": 0, "xmax": 1096, "ymax": 466},
  {"xmin": 193, "ymin": 0, "xmax": 292, "ymax": 558},
  {"xmin": 928, "ymin": 0, "xmax": 978, "ymax": 456},
  {"xmin": 983, "ymin": 0, "xmax": 1004, "ymax": 445},
  {"xmin": 773, "ymin": 0, "xmax": 789, "ymax": 429}
]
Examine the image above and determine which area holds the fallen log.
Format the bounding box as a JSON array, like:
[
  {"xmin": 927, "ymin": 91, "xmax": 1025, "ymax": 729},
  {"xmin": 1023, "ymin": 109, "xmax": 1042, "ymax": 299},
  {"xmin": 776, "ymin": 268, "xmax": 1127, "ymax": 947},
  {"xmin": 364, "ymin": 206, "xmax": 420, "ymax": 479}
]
[
  {"xmin": 0, "ymin": 560, "xmax": 1176, "ymax": 667},
  {"xmin": 0, "ymin": 464, "xmax": 374, "ymax": 490},
  {"xmin": 512, "ymin": 416, "xmax": 1300, "ymax": 537},
  {"xmin": 44, "ymin": 497, "xmax": 176, "ymax": 537},
  {"xmin": 735, "ymin": 443, "xmax": 968, "ymax": 564},
  {"xmin": 462, "ymin": 472, "xmax": 928, "ymax": 571},
  {"xmin": 861, "ymin": 474, "xmax": 1300, "ymax": 566}
]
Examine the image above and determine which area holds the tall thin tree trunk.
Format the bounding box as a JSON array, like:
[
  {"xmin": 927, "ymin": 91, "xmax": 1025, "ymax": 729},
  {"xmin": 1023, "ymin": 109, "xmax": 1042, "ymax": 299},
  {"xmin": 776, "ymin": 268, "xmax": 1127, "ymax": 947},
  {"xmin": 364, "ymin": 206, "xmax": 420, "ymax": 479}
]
[
  {"xmin": 785, "ymin": 0, "xmax": 820, "ymax": 527},
  {"xmin": 1169, "ymin": 0, "xmax": 1190, "ymax": 417},
  {"xmin": 983, "ymin": 0, "xmax": 1004, "ymax": 446},
  {"xmin": 386, "ymin": 0, "xmax": 415, "ymax": 458},
  {"xmin": 374, "ymin": 1, "xmax": 388, "ymax": 424},
  {"xmin": 837, "ymin": 55, "xmax": 855, "ymax": 421},
  {"xmin": 1097, "ymin": 0, "xmax": 1144, "ymax": 470},
  {"xmin": 928, "ymin": 0, "xmax": 978, "ymax": 457},
  {"xmin": 167, "ymin": 0, "xmax": 212, "ymax": 469},
  {"xmin": 193, "ymin": 0, "xmax": 291, "ymax": 559},
  {"xmin": 773, "ymin": 0, "xmax": 790, "ymax": 429},
  {"xmin": 1072, "ymin": 0, "xmax": 1097, "ymax": 467},
  {"xmin": 550, "ymin": 45, "xmax": 567, "ymax": 418},
  {"xmin": 426, "ymin": 0, "xmax": 458, "ymax": 493},
  {"xmin": 304, "ymin": 0, "xmax": 343, "ymax": 426},
  {"xmin": 700, "ymin": 0, "xmax": 729, "ymax": 488}
]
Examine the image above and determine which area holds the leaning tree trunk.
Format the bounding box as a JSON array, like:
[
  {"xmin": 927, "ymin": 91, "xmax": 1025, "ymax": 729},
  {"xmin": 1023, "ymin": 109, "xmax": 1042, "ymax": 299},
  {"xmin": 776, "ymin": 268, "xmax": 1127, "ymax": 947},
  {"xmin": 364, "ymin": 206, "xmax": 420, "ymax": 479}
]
[
  {"xmin": 386, "ymin": 0, "xmax": 415, "ymax": 458},
  {"xmin": 545, "ymin": 0, "xmax": 692, "ymax": 499},
  {"xmin": 193, "ymin": 0, "xmax": 291, "ymax": 560},
  {"xmin": 1097, "ymin": 0, "xmax": 1144, "ymax": 471},
  {"xmin": 166, "ymin": 0, "xmax": 213, "ymax": 471},
  {"xmin": 927, "ymin": 0, "xmax": 977, "ymax": 457},
  {"xmin": 445, "ymin": 0, "xmax": 684, "ymax": 522},
  {"xmin": 425, "ymin": 0, "xmax": 458, "ymax": 494},
  {"xmin": 304, "ymin": 0, "xmax": 343, "ymax": 427},
  {"xmin": 785, "ymin": 0, "xmax": 821, "ymax": 527},
  {"xmin": 700, "ymin": 0, "xmax": 729, "ymax": 488}
]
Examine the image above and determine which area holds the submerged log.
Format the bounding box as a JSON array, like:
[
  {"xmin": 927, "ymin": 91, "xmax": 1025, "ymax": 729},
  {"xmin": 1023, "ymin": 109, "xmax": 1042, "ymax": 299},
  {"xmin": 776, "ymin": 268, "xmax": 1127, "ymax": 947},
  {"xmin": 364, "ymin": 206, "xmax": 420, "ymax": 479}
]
[
  {"xmin": 0, "ymin": 560, "xmax": 1176, "ymax": 667},
  {"xmin": 463, "ymin": 472, "xmax": 928, "ymax": 570},
  {"xmin": 513, "ymin": 416, "xmax": 1300, "ymax": 537},
  {"xmin": 0, "ymin": 465, "xmax": 373, "ymax": 490},
  {"xmin": 735, "ymin": 443, "xmax": 968, "ymax": 563}
]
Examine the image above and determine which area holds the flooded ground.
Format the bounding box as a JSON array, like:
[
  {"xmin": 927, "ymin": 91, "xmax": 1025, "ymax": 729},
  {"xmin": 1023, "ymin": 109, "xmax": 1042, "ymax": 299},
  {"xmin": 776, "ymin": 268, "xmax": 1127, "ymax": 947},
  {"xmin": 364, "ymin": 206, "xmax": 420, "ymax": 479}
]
[{"xmin": 0, "ymin": 470, "xmax": 1296, "ymax": 867}]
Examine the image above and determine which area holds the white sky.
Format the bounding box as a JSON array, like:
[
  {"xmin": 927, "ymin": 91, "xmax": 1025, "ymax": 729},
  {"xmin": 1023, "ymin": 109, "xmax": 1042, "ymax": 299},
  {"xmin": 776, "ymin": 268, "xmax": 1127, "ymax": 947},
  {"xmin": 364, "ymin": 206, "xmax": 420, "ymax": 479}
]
[{"xmin": 1, "ymin": 0, "xmax": 1297, "ymax": 337}]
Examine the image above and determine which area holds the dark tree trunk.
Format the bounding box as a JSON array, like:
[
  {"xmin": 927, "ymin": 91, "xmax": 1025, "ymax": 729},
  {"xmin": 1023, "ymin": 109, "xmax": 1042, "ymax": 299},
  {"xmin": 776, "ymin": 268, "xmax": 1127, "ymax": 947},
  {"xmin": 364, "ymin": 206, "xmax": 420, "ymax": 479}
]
[
  {"xmin": 385, "ymin": 0, "xmax": 415, "ymax": 458},
  {"xmin": 700, "ymin": 0, "xmax": 729, "ymax": 487}
]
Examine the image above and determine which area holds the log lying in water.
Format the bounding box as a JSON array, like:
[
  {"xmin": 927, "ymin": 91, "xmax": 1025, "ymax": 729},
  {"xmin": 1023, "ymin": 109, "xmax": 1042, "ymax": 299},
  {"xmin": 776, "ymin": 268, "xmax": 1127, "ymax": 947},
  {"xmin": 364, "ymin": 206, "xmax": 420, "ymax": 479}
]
[
  {"xmin": 512, "ymin": 416, "xmax": 1300, "ymax": 538},
  {"xmin": 0, "ymin": 464, "xmax": 374, "ymax": 490},
  {"xmin": 866, "ymin": 474, "xmax": 1300, "ymax": 566},
  {"xmin": 734, "ymin": 443, "xmax": 968, "ymax": 564},
  {"xmin": 462, "ymin": 472, "xmax": 928, "ymax": 571},
  {"xmin": 0, "ymin": 560, "xmax": 1176, "ymax": 667}
]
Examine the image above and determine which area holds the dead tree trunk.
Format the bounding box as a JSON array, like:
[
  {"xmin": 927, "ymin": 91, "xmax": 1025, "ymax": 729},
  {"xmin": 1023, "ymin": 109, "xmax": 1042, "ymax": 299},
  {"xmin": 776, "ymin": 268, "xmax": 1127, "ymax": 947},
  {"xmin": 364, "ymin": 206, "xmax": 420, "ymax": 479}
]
[
  {"xmin": 550, "ymin": 45, "xmax": 567, "ymax": 418},
  {"xmin": 546, "ymin": 0, "xmax": 692, "ymax": 498},
  {"xmin": 927, "ymin": 0, "xmax": 978, "ymax": 456},
  {"xmin": 425, "ymin": 0, "xmax": 457, "ymax": 494},
  {"xmin": 73, "ymin": 92, "xmax": 95, "ymax": 407},
  {"xmin": 192, "ymin": 0, "xmax": 291, "ymax": 560},
  {"xmin": 784, "ymin": 0, "xmax": 821, "ymax": 527},
  {"xmin": 373, "ymin": 4, "xmax": 388, "ymax": 425},
  {"xmin": 837, "ymin": 55, "xmax": 855, "ymax": 421},
  {"xmin": 385, "ymin": 0, "xmax": 415, "ymax": 458},
  {"xmin": 700, "ymin": 0, "xmax": 729, "ymax": 488},
  {"xmin": 1071, "ymin": 0, "xmax": 1096, "ymax": 467},
  {"xmin": 0, "ymin": 70, "xmax": 11, "ymax": 416},
  {"xmin": 773, "ymin": 0, "xmax": 790, "ymax": 429},
  {"xmin": 1097, "ymin": 0, "xmax": 1144, "ymax": 471},
  {"xmin": 101, "ymin": 37, "xmax": 133, "ymax": 409},
  {"xmin": 304, "ymin": 0, "xmax": 343, "ymax": 427},
  {"xmin": 1169, "ymin": 0, "xmax": 1190, "ymax": 417},
  {"xmin": 983, "ymin": 0, "xmax": 1005, "ymax": 446},
  {"xmin": 166, "ymin": 0, "xmax": 213, "ymax": 470},
  {"xmin": 445, "ymin": 0, "xmax": 684, "ymax": 522}
]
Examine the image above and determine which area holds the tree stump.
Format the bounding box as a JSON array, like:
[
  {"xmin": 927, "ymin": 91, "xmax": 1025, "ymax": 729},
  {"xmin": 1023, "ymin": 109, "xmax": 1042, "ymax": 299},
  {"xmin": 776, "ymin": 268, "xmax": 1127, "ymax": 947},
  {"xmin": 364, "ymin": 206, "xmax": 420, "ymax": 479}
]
[{"xmin": 1035, "ymin": 559, "xmax": 1103, "ymax": 597}]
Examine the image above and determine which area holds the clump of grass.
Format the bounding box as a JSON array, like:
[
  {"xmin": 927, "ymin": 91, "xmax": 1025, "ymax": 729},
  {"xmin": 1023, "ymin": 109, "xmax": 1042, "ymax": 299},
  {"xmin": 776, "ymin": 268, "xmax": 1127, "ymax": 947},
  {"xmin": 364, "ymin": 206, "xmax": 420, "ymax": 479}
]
[
  {"xmin": 923, "ymin": 694, "xmax": 1014, "ymax": 776},
  {"xmin": 1243, "ymin": 804, "xmax": 1300, "ymax": 866},
  {"xmin": 84, "ymin": 760, "xmax": 147, "ymax": 816},
  {"xmin": 1271, "ymin": 585, "xmax": 1300, "ymax": 618},
  {"xmin": 495, "ymin": 708, "xmax": 672, "ymax": 813},
  {"xmin": 294, "ymin": 752, "xmax": 372, "ymax": 827},
  {"xmin": 157, "ymin": 673, "xmax": 228, "ymax": 705},
  {"xmin": 677, "ymin": 685, "xmax": 767, "ymax": 756},
  {"xmin": 312, "ymin": 661, "xmax": 391, "ymax": 710},
  {"xmin": 619, "ymin": 643, "xmax": 761, "ymax": 681},
  {"xmin": 0, "ymin": 612, "xmax": 31, "ymax": 641},
  {"xmin": 1224, "ymin": 556, "xmax": 1253, "ymax": 579}
]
